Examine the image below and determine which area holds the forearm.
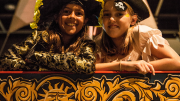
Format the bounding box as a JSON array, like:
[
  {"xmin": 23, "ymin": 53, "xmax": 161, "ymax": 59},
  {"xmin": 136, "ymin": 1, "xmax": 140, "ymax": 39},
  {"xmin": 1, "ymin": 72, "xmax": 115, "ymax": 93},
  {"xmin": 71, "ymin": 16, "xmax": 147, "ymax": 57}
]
[
  {"xmin": 95, "ymin": 62, "xmax": 120, "ymax": 71},
  {"xmin": 0, "ymin": 47, "xmax": 28, "ymax": 70},
  {"xmin": 149, "ymin": 58, "xmax": 180, "ymax": 71},
  {"xmin": 34, "ymin": 51, "xmax": 96, "ymax": 73},
  {"xmin": 95, "ymin": 61, "xmax": 132, "ymax": 71},
  {"xmin": 150, "ymin": 42, "xmax": 180, "ymax": 70},
  {"xmin": 0, "ymin": 57, "xmax": 25, "ymax": 70},
  {"xmin": 96, "ymin": 60, "xmax": 155, "ymax": 75}
]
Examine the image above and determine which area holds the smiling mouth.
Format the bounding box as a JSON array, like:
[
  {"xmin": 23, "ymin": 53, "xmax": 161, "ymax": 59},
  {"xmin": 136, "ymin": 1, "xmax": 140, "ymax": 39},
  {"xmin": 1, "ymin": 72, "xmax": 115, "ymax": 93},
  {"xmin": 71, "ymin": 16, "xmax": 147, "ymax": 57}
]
[
  {"xmin": 66, "ymin": 23, "xmax": 76, "ymax": 27},
  {"xmin": 108, "ymin": 25, "xmax": 119, "ymax": 29}
]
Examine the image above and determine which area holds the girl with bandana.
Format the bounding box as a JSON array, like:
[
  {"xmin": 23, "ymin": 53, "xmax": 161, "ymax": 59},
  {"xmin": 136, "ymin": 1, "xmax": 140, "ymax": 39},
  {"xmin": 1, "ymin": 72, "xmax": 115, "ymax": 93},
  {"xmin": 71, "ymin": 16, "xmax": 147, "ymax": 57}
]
[
  {"xmin": 95, "ymin": 0, "xmax": 180, "ymax": 75},
  {"xmin": 0, "ymin": 0, "xmax": 102, "ymax": 74}
]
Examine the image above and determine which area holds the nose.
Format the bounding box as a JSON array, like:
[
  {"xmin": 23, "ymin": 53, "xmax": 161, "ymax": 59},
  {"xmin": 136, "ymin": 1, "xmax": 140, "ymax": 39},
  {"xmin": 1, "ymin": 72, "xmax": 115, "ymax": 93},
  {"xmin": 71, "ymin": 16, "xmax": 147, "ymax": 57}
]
[
  {"xmin": 110, "ymin": 16, "xmax": 115, "ymax": 22},
  {"xmin": 69, "ymin": 11, "xmax": 76, "ymax": 19}
]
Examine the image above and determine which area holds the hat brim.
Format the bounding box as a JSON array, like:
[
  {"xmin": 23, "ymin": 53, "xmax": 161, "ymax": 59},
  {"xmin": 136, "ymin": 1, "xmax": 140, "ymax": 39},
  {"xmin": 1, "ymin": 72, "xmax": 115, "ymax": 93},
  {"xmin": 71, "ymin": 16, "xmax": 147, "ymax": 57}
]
[
  {"xmin": 37, "ymin": 0, "xmax": 102, "ymax": 28},
  {"xmin": 124, "ymin": 0, "xmax": 150, "ymax": 20}
]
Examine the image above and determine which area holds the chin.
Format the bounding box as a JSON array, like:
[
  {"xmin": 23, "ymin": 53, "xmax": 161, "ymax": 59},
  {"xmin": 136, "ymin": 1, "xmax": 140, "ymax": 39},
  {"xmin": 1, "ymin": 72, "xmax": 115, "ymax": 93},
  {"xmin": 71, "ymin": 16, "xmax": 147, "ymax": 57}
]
[
  {"xmin": 107, "ymin": 33, "xmax": 120, "ymax": 38},
  {"xmin": 107, "ymin": 31, "xmax": 117, "ymax": 35},
  {"xmin": 66, "ymin": 31, "xmax": 77, "ymax": 35}
]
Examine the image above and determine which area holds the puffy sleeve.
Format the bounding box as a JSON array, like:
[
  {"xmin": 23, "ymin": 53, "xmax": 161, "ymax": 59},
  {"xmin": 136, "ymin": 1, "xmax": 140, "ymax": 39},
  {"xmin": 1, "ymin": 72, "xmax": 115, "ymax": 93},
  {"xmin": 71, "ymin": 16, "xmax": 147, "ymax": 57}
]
[
  {"xmin": 33, "ymin": 40, "xmax": 96, "ymax": 74},
  {"xmin": 132, "ymin": 25, "xmax": 169, "ymax": 61},
  {"xmin": 0, "ymin": 30, "xmax": 46, "ymax": 70}
]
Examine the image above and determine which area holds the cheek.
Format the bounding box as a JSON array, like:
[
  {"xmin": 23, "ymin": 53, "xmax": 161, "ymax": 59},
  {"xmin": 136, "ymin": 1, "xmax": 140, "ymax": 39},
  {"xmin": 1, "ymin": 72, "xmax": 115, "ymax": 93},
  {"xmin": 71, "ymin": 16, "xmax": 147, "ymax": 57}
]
[
  {"xmin": 120, "ymin": 17, "xmax": 132, "ymax": 25},
  {"xmin": 58, "ymin": 16, "xmax": 68, "ymax": 33},
  {"xmin": 102, "ymin": 19, "xmax": 108, "ymax": 28},
  {"xmin": 80, "ymin": 17, "xmax": 85, "ymax": 23},
  {"xmin": 59, "ymin": 16, "xmax": 66, "ymax": 24},
  {"xmin": 78, "ymin": 17, "xmax": 85, "ymax": 25}
]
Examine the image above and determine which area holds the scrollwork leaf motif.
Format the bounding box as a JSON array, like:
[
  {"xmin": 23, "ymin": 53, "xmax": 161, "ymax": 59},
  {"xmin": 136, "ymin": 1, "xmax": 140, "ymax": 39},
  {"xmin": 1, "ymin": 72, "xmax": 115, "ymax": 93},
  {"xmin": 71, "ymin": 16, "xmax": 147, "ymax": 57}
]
[
  {"xmin": 1, "ymin": 74, "xmax": 180, "ymax": 101},
  {"xmin": 75, "ymin": 79, "xmax": 106, "ymax": 101},
  {"xmin": 121, "ymin": 78, "xmax": 168, "ymax": 101},
  {"xmin": 117, "ymin": 78, "xmax": 153, "ymax": 101},
  {"xmin": 0, "ymin": 78, "xmax": 19, "ymax": 101},
  {"xmin": 14, "ymin": 80, "xmax": 37, "ymax": 101},
  {"xmin": 150, "ymin": 81, "xmax": 166, "ymax": 100},
  {"xmin": 112, "ymin": 91, "xmax": 136, "ymax": 101},
  {"xmin": 0, "ymin": 77, "xmax": 37, "ymax": 101},
  {"xmin": 104, "ymin": 77, "xmax": 122, "ymax": 100},
  {"xmin": 75, "ymin": 76, "xmax": 175, "ymax": 101},
  {"xmin": 165, "ymin": 76, "xmax": 180, "ymax": 98},
  {"xmin": 0, "ymin": 81, "xmax": 8, "ymax": 100},
  {"xmin": 8, "ymin": 79, "xmax": 12, "ymax": 93}
]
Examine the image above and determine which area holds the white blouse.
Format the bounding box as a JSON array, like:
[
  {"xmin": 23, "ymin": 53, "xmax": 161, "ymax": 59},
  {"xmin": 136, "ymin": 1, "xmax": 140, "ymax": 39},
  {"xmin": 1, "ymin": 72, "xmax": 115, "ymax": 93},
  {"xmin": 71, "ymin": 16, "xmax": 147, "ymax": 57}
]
[{"xmin": 97, "ymin": 25, "xmax": 169, "ymax": 63}]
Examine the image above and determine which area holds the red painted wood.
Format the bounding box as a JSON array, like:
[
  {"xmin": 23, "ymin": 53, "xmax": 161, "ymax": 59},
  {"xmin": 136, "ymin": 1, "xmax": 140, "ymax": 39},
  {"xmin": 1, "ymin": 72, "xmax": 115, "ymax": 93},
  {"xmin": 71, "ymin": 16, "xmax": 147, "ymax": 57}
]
[{"xmin": 0, "ymin": 71, "xmax": 180, "ymax": 74}]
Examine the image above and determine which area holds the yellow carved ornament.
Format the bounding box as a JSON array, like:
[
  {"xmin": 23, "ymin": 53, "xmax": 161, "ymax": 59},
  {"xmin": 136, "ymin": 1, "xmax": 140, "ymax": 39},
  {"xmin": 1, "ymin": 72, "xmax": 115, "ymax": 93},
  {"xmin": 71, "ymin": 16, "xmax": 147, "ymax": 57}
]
[{"xmin": 30, "ymin": 0, "xmax": 43, "ymax": 29}]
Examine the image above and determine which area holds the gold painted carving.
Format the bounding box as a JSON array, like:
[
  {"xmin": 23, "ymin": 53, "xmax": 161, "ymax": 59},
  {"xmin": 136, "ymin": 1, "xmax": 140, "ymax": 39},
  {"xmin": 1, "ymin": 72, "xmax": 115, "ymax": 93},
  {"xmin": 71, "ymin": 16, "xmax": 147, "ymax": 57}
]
[{"xmin": 0, "ymin": 74, "xmax": 179, "ymax": 100}]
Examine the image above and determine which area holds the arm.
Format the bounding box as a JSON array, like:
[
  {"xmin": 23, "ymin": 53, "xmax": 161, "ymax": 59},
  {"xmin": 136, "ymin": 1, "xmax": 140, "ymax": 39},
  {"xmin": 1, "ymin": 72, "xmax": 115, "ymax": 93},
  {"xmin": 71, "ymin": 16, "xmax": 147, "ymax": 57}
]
[
  {"xmin": 95, "ymin": 49, "xmax": 155, "ymax": 75},
  {"xmin": 95, "ymin": 46, "xmax": 155, "ymax": 75},
  {"xmin": 33, "ymin": 40, "xmax": 96, "ymax": 74},
  {"xmin": 96, "ymin": 60, "xmax": 155, "ymax": 75},
  {"xmin": 135, "ymin": 25, "xmax": 180, "ymax": 70},
  {"xmin": 149, "ymin": 43, "xmax": 180, "ymax": 70},
  {"xmin": 0, "ymin": 31, "xmax": 41, "ymax": 71}
]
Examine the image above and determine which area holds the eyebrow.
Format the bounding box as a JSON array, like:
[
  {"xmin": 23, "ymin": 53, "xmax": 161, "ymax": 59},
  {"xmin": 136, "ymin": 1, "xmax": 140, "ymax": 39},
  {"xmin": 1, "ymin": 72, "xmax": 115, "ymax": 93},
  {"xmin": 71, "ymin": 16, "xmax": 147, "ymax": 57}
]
[
  {"xmin": 103, "ymin": 10, "xmax": 109, "ymax": 12},
  {"xmin": 64, "ymin": 7, "xmax": 84, "ymax": 12}
]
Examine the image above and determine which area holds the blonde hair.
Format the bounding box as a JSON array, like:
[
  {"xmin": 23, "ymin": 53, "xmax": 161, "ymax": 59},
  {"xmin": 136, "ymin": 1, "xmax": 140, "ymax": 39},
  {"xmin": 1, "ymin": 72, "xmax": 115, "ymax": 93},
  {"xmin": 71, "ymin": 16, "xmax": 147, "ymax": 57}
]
[{"xmin": 98, "ymin": 0, "xmax": 139, "ymax": 56}]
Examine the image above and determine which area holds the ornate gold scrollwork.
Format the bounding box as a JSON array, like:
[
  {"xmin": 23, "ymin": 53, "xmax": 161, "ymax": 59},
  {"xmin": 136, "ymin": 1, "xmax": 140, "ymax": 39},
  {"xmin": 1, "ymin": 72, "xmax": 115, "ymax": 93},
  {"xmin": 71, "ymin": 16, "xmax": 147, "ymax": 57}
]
[
  {"xmin": 0, "ymin": 77, "xmax": 37, "ymax": 101},
  {"xmin": 0, "ymin": 74, "xmax": 180, "ymax": 100}
]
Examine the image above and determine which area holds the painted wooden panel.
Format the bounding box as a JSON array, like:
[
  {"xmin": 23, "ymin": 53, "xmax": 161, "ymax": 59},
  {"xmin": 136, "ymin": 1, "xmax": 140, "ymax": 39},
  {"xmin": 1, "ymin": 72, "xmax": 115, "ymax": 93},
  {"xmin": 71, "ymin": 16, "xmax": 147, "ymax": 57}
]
[{"xmin": 0, "ymin": 71, "xmax": 180, "ymax": 101}]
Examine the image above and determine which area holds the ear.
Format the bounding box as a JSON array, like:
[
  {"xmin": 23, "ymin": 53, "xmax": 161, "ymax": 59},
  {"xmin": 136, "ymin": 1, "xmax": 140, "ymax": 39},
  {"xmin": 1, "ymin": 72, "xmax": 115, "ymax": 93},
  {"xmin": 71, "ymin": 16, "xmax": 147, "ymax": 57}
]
[
  {"xmin": 131, "ymin": 15, "xmax": 138, "ymax": 26},
  {"xmin": 54, "ymin": 14, "xmax": 58, "ymax": 23},
  {"xmin": 84, "ymin": 18, "xmax": 89, "ymax": 25}
]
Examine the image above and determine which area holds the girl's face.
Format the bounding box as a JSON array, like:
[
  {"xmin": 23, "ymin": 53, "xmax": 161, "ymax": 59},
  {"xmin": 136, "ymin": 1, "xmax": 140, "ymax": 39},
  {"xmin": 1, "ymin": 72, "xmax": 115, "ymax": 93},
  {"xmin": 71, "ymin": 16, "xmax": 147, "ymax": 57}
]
[
  {"xmin": 57, "ymin": 4, "xmax": 88, "ymax": 36},
  {"xmin": 103, "ymin": 0, "xmax": 137, "ymax": 39}
]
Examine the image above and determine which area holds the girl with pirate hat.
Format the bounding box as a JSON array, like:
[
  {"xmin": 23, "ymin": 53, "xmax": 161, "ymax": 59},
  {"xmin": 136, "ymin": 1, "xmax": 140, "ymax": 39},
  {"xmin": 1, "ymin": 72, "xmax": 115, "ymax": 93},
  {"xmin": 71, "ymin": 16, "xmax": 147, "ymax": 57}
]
[
  {"xmin": 95, "ymin": 0, "xmax": 180, "ymax": 75},
  {"xmin": 0, "ymin": 0, "xmax": 102, "ymax": 74}
]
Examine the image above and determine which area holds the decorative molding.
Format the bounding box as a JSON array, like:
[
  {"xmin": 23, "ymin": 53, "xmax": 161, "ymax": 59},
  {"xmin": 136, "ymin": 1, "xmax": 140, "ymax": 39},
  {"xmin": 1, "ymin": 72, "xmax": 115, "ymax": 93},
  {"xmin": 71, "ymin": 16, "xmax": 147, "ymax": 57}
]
[{"xmin": 0, "ymin": 74, "xmax": 180, "ymax": 100}]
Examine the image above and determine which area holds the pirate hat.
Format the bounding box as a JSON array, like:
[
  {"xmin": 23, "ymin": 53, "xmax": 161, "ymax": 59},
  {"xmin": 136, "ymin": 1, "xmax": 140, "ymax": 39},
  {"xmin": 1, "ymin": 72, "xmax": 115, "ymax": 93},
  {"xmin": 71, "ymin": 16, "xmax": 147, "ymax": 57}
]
[
  {"xmin": 114, "ymin": 0, "xmax": 150, "ymax": 20},
  {"xmin": 30, "ymin": 0, "xmax": 102, "ymax": 29}
]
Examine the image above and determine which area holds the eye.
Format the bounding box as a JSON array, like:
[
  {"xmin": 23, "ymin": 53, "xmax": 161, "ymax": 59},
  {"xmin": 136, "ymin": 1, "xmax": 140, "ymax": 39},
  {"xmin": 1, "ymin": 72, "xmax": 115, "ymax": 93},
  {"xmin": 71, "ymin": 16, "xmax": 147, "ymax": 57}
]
[
  {"xmin": 62, "ymin": 9, "xmax": 71, "ymax": 15},
  {"xmin": 76, "ymin": 11, "xmax": 84, "ymax": 16},
  {"xmin": 116, "ymin": 13, "xmax": 123, "ymax": 17},
  {"xmin": 103, "ymin": 13, "xmax": 110, "ymax": 17}
]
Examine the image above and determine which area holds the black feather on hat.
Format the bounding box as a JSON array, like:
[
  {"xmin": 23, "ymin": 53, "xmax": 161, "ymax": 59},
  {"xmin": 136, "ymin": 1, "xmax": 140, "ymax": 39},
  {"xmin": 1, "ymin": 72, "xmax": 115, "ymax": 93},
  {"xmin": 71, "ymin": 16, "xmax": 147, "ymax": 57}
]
[
  {"xmin": 32, "ymin": 0, "xmax": 102, "ymax": 30},
  {"xmin": 114, "ymin": 0, "xmax": 150, "ymax": 20}
]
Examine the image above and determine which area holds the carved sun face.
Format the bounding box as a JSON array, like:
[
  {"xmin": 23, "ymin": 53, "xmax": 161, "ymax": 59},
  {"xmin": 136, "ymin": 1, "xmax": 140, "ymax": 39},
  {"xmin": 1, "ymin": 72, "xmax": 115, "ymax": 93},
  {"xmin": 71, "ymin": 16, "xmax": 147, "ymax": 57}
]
[{"xmin": 38, "ymin": 82, "xmax": 75, "ymax": 101}]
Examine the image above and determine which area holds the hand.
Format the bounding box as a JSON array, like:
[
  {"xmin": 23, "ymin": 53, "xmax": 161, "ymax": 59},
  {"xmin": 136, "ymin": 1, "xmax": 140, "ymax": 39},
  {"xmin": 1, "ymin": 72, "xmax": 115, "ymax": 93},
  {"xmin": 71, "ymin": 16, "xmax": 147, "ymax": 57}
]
[{"xmin": 123, "ymin": 60, "xmax": 155, "ymax": 75}]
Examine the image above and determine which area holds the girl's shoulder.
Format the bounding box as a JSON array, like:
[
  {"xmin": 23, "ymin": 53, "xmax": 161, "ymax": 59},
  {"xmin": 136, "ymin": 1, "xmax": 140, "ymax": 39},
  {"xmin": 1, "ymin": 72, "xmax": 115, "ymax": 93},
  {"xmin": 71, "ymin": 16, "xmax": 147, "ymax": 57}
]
[
  {"xmin": 82, "ymin": 39, "xmax": 96, "ymax": 47},
  {"xmin": 31, "ymin": 30, "xmax": 49, "ymax": 43},
  {"xmin": 40, "ymin": 30, "xmax": 49, "ymax": 43},
  {"xmin": 132, "ymin": 25, "xmax": 169, "ymax": 61},
  {"xmin": 132, "ymin": 25, "xmax": 163, "ymax": 46},
  {"xmin": 133, "ymin": 25, "xmax": 162, "ymax": 38}
]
